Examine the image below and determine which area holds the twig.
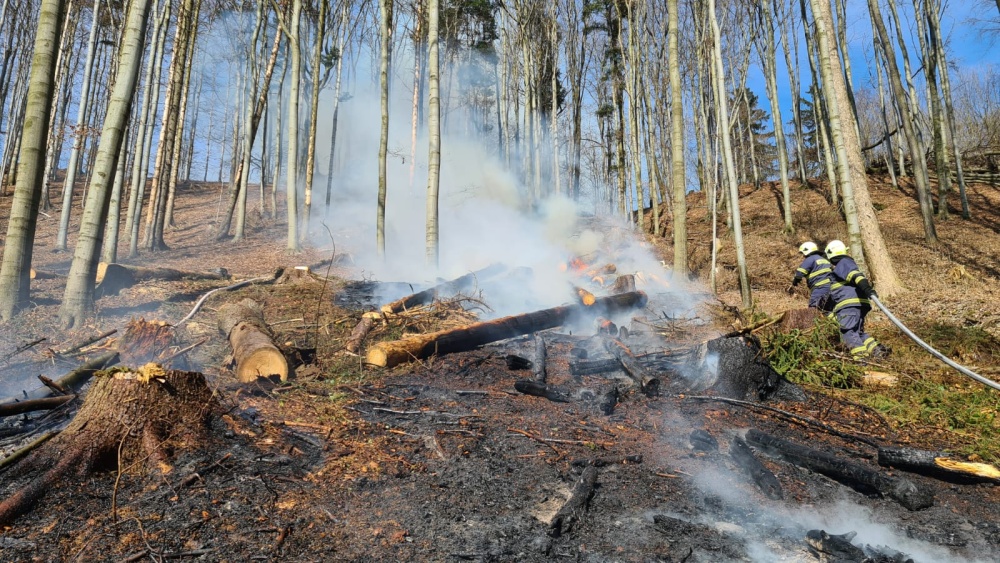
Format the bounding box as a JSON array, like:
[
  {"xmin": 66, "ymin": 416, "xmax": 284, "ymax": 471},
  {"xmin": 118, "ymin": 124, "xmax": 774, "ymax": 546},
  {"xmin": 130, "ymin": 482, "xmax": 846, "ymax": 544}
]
[
  {"xmin": 1, "ymin": 338, "xmax": 47, "ymax": 363},
  {"xmin": 274, "ymin": 525, "xmax": 291, "ymax": 551},
  {"xmin": 160, "ymin": 337, "xmax": 209, "ymax": 365},
  {"xmin": 175, "ymin": 277, "xmax": 275, "ymax": 327},
  {"xmin": 38, "ymin": 375, "xmax": 69, "ymax": 395},
  {"xmin": 371, "ymin": 407, "xmax": 480, "ymax": 419},
  {"xmin": 506, "ymin": 427, "xmax": 563, "ymax": 457},
  {"xmin": 0, "ymin": 431, "xmax": 57, "ymax": 471},
  {"xmin": 111, "ymin": 430, "xmax": 131, "ymax": 522},
  {"xmin": 57, "ymin": 330, "xmax": 116, "ymax": 356},
  {"xmin": 178, "ymin": 452, "xmax": 233, "ymax": 489}
]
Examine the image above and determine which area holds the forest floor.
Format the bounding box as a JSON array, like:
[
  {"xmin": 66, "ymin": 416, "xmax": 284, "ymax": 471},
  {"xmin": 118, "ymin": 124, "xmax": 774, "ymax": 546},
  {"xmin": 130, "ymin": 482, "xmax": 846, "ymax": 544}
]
[{"xmin": 0, "ymin": 175, "xmax": 999, "ymax": 562}]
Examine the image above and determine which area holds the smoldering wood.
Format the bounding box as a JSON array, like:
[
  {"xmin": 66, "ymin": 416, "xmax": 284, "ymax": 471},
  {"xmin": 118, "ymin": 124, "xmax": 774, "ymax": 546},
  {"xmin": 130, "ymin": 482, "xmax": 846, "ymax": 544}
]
[
  {"xmin": 533, "ymin": 335, "xmax": 547, "ymax": 383},
  {"xmin": 570, "ymin": 455, "xmax": 642, "ymax": 467},
  {"xmin": 380, "ymin": 263, "xmax": 507, "ymax": 315},
  {"xmin": 514, "ymin": 380, "xmax": 571, "ymax": 403},
  {"xmin": 610, "ymin": 274, "xmax": 636, "ymax": 294},
  {"xmin": 0, "ymin": 351, "xmax": 120, "ymax": 405},
  {"xmin": 366, "ymin": 291, "xmax": 649, "ymax": 368},
  {"xmin": 548, "ymin": 465, "xmax": 599, "ymax": 537},
  {"xmin": 595, "ymin": 317, "xmax": 618, "ymax": 336},
  {"xmin": 729, "ymin": 435, "xmax": 784, "ymax": 500},
  {"xmin": 95, "ymin": 262, "xmax": 231, "ymax": 297},
  {"xmin": 345, "ymin": 312, "xmax": 381, "ymax": 355},
  {"xmin": 745, "ymin": 429, "xmax": 933, "ymax": 511},
  {"xmin": 0, "ymin": 395, "xmax": 75, "ymax": 418},
  {"xmin": 690, "ymin": 429, "xmax": 719, "ymax": 452},
  {"xmin": 217, "ymin": 299, "xmax": 288, "ymax": 382},
  {"xmin": 878, "ymin": 446, "xmax": 1000, "ymax": 484},
  {"xmin": 569, "ymin": 350, "xmax": 682, "ymax": 376},
  {"xmin": 602, "ymin": 337, "xmax": 660, "ymax": 397},
  {"xmin": 599, "ymin": 387, "xmax": 618, "ymax": 415},
  {"xmin": 505, "ymin": 354, "xmax": 532, "ymax": 370},
  {"xmin": 573, "ymin": 285, "xmax": 596, "ymax": 306}
]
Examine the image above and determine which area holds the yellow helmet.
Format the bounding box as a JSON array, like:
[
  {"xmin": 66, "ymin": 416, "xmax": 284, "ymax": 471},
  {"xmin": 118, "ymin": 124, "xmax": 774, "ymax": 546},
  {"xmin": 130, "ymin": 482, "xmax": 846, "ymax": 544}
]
[
  {"xmin": 825, "ymin": 239, "xmax": 848, "ymax": 259},
  {"xmin": 798, "ymin": 241, "xmax": 819, "ymax": 256}
]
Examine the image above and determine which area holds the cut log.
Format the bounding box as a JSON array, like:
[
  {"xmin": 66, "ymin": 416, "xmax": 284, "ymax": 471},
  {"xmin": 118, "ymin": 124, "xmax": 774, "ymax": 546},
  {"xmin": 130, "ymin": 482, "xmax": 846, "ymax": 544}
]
[
  {"xmin": 29, "ymin": 268, "xmax": 62, "ymax": 280},
  {"xmin": 0, "ymin": 366, "xmax": 220, "ymax": 525},
  {"xmin": 217, "ymin": 299, "xmax": 288, "ymax": 382},
  {"xmin": 0, "ymin": 395, "xmax": 75, "ymax": 418},
  {"xmin": 602, "ymin": 337, "xmax": 660, "ymax": 397},
  {"xmin": 745, "ymin": 429, "xmax": 933, "ymax": 511},
  {"xmin": 514, "ymin": 380, "xmax": 571, "ymax": 403},
  {"xmin": 366, "ymin": 291, "xmax": 648, "ymax": 368},
  {"xmin": 573, "ymin": 286, "xmax": 596, "ymax": 306},
  {"xmin": 610, "ymin": 274, "xmax": 636, "ymax": 294},
  {"xmin": 877, "ymin": 447, "xmax": 1000, "ymax": 483},
  {"xmin": 533, "ymin": 335, "xmax": 547, "ymax": 382},
  {"xmin": 548, "ymin": 465, "xmax": 599, "ymax": 537},
  {"xmin": 729, "ymin": 435, "xmax": 783, "ymax": 500},
  {"xmin": 380, "ymin": 263, "xmax": 507, "ymax": 315},
  {"xmin": 95, "ymin": 262, "xmax": 231, "ymax": 297},
  {"xmin": 344, "ymin": 312, "xmax": 381, "ymax": 355}
]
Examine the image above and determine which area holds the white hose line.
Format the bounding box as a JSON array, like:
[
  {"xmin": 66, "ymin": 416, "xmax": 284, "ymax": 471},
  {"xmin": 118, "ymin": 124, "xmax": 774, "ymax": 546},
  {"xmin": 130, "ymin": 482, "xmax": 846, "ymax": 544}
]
[{"xmin": 871, "ymin": 295, "xmax": 1000, "ymax": 392}]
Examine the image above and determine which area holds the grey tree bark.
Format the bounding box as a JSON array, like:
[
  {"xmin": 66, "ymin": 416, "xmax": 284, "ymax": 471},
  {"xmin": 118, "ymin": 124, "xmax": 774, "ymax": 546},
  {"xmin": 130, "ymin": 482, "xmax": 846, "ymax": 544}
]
[
  {"xmin": 668, "ymin": 0, "xmax": 687, "ymax": 276},
  {"xmin": 376, "ymin": 0, "xmax": 392, "ymax": 257},
  {"xmin": 426, "ymin": 0, "xmax": 440, "ymax": 267},
  {"xmin": 756, "ymin": 0, "xmax": 793, "ymax": 233}
]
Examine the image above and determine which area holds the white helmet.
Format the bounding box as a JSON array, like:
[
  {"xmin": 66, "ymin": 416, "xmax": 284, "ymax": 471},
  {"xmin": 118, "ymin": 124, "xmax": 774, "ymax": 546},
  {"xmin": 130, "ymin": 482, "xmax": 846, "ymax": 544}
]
[
  {"xmin": 825, "ymin": 239, "xmax": 848, "ymax": 259},
  {"xmin": 798, "ymin": 241, "xmax": 818, "ymax": 256}
]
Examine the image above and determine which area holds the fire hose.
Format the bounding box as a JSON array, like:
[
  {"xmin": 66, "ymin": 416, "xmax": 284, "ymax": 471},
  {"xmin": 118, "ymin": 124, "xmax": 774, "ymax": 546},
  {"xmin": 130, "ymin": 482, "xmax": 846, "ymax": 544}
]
[{"xmin": 870, "ymin": 295, "xmax": 1000, "ymax": 392}]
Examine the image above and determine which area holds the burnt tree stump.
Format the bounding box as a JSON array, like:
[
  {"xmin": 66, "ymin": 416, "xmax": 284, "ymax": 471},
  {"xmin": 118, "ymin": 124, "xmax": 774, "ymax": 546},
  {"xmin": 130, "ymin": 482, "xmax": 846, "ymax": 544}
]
[{"xmin": 0, "ymin": 366, "xmax": 220, "ymax": 525}]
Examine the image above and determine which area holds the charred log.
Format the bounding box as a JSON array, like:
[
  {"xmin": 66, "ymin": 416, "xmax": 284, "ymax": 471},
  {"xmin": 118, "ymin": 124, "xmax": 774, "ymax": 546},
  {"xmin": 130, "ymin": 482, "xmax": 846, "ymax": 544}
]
[
  {"xmin": 217, "ymin": 299, "xmax": 288, "ymax": 382},
  {"xmin": 514, "ymin": 380, "xmax": 571, "ymax": 403},
  {"xmin": 610, "ymin": 274, "xmax": 636, "ymax": 294},
  {"xmin": 533, "ymin": 335, "xmax": 547, "ymax": 383},
  {"xmin": 548, "ymin": 465, "xmax": 598, "ymax": 537},
  {"xmin": 746, "ymin": 429, "xmax": 933, "ymax": 511},
  {"xmin": 729, "ymin": 435, "xmax": 783, "ymax": 500},
  {"xmin": 599, "ymin": 387, "xmax": 619, "ymax": 415},
  {"xmin": 505, "ymin": 354, "xmax": 532, "ymax": 371},
  {"xmin": 602, "ymin": 337, "xmax": 660, "ymax": 396},
  {"xmin": 0, "ymin": 366, "xmax": 220, "ymax": 525},
  {"xmin": 570, "ymin": 455, "xmax": 642, "ymax": 467},
  {"xmin": 878, "ymin": 447, "xmax": 1000, "ymax": 484},
  {"xmin": 366, "ymin": 291, "xmax": 649, "ymax": 368},
  {"xmin": 690, "ymin": 429, "xmax": 718, "ymax": 453},
  {"xmin": 380, "ymin": 263, "xmax": 507, "ymax": 315},
  {"xmin": 95, "ymin": 262, "xmax": 230, "ymax": 298}
]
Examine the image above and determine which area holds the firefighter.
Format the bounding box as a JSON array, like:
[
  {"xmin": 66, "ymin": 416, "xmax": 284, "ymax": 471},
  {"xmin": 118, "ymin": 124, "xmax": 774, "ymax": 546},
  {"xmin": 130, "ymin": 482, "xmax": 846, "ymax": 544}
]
[
  {"xmin": 824, "ymin": 240, "xmax": 890, "ymax": 359},
  {"xmin": 786, "ymin": 241, "xmax": 832, "ymax": 310}
]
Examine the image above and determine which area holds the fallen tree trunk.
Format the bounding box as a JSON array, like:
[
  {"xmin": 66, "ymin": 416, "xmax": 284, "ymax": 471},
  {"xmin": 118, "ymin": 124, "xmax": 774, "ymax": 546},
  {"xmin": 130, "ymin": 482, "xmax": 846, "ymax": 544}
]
[
  {"xmin": 366, "ymin": 291, "xmax": 648, "ymax": 368},
  {"xmin": 96, "ymin": 262, "xmax": 231, "ymax": 297},
  {"xmin": 0, "ymin": 395, "xmax": 75, "ymax": 418},
  {"xmin": 344, "ymin": 312, "xmax": 381, "ymax": 355},
  {"xmin": 0, "ymin": 351, "xmax": 119, "ymax": 405},
  {"xmin": 217, "ymin": 299, "xmax": 288, "ymax": 382},
  {"xmin": 548, "ymin": 465, "xmax": 599, "ymax": 537},
  {"xmin": 514, "ymin": 380, "xmax": 570, "ymax": 403},
  {"xmin": 55, "ymin": 329, "xmax": 117, "ymax": 357},
  {"xmin": 729, "ymin": 435, "xmax": 783, "ymax": 500},
  {"xmin": 746, "ymin": 429, "xmax": 933, "ymax": 511},
  {"xmin": 0, "ymin": 366, "xmax": 220, "ymax": 525},
  {"xmin": 603, "ymin": 337, "xmax": 660, "ymax": 396},
  {"xmin": 878, "ymin": 446, "xmax": 1000, "ymax": 484},
  {"xmin": 380, "ymin": 263, "xmax": 507, "ymax": 315}
]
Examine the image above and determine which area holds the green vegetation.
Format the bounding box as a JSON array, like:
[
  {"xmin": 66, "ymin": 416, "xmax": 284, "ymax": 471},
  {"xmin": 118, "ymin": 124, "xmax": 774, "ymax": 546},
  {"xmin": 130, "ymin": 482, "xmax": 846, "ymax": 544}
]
[{"xmin": 762, "ymin": 315, "xmax": 864, "ymax": 388}]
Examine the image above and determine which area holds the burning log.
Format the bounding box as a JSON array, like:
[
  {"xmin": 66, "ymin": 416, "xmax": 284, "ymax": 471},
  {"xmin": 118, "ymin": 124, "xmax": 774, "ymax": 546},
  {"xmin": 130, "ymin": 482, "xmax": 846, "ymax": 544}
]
[
  {"xmin": 344, "ymin": 312, "xmax": 381, "ymax": 355},
  {"xmin": 568, "ymin": 350, "xmax": 682, "ymax": 376},
  {"xmin": 380, "ymin": 263, "xmax": 507, "ymax": 315},
  {"xmin": 533, "ymin": 335, "xmax": 547, "ymax": 382},
  {"xmin": 366, "ymin": 291, "xmax": 648, "ymax": 368},
  {"xmin": 95, "ymin": 262, "xmax": 230, "ymax": 297},
  {"xmin": 572, "ymin": 286, "xmax": 597, "ymax": 306},
  {"xmin": 0, "ymin": 366, "xmax": 220, "ymax": 525},
  {"xmin": 217, "ymin": 299, "xmax": 288, "ymax": 382},
  {"xmin": 610, "ymin": 274, "xmax": 636, "ymax": 294},
  {"xmin": 729, "ymin": 435, "xmax": 783, "ymax": 500},
  {"xmin": 877, "ymin": 447, "xmax": 1000, "ymax": 484},
  {"xmin": 602, "ymin": 337, "xmax": 660, "ymax": 397},
  {"xmin": 514, "ymin": 380, "xmax": 571, "ymax": 403},
  {"xmin": 548, "ymin": 465, "xmax": 598, "ymax": 537},
  {"xmin": 595, "ymin": 317, "xmax": 618, "ymax": 336},
  {"xmin": 745, "ymin": 429, "xmax": 934, "ymax": 511}
]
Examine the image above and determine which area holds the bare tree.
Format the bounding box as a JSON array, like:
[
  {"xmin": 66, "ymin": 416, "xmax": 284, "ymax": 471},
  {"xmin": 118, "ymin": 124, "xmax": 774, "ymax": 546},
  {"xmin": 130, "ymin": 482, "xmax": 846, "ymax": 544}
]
[
  {"xmin": 376, "ymin": 0, "xmax": 392, "ymax": 257},
  {"xmin": 426, "ymin": 0, "xmax": 440, "ymax": 266}
]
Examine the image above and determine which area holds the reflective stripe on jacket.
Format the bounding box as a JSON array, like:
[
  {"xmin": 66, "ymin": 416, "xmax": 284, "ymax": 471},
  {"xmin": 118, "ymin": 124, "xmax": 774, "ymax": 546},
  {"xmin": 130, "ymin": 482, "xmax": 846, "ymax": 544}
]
[
  {"xmin": 794, "ymin": 253, "xmax": 833, "ymax": 290},
  {"xmin": 828, "ymin": 255, "xmax": 870, "ymax": 312}
]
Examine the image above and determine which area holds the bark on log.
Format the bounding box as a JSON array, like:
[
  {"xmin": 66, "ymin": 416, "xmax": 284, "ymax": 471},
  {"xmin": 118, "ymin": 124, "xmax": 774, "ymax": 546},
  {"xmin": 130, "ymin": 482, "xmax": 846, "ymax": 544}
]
[
  {"xmin": 380, "ymin": 263, "xmax": 507, "ymax": 315},
  {"xmin": 366, "ymin": 291, "xmax": 648, "ymax": 368},
  {"xmin": 611, "ymin": 274, "xmax": 636, "ymax": 294},
  {"xmin": 729, "ymin": 435, "xmax": 783, "ymax": 500},
  {"xmin": 0, "ymin": 351, "xmax": 119, "ymax": 405},
  {"xmin": 548, "ymin": 465, "xmax": 599, "ymax": 537},
  {"xmin": 533, "ymin": 335, "xmax": 547, "ymax": 382},
  {"xmin": 217, "ymin": 299, "xmax": 288, "ymax": 382},
  {"xmin": 96, "ymin": 262, "xmax": 231, "ymax": 297},
  {"xmin": 514, "ymin": 380, "xmax": 570, "ymax": 403},
  {"xmin": 0, "ymin": 395, "xmax": 75, "ymax": 418},
  {"xmin": 29, "ymin": 268, "xmax": 62, "ymax": 280},
  {"xmin": 0, "ymin": 366, "xmax": 220, "ymax": 525},
  {"xmin": 602, "ymin": 337, "xmax": 660, "ymax": 396},
  {"xmin": 877, "ymin": 447, "xmax": 1000, "ymax": 483},
  {"xmin": 746, "ymin": 429, "xmax": 934, "ymax": 510},
  {"xmin": 345, "ymin": 312, "xmax": 381, "ymax": 355}
]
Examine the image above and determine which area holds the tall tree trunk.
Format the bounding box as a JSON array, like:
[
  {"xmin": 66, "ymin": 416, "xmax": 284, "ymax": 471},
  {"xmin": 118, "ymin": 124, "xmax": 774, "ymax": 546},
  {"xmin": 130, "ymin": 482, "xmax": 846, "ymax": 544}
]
[
  {"xmin": 624, "ymin": 2, "xmax": 644, "ymax": 232},
  {"xmin": 780, "ymin": 3, "xmax": 808, "ymax": 182},
  {"xmin": 164, "ymin": 0, "xmax": 201, "ymax": 229},
  {"xmin": 927, "ymin": 0, "xmax": 969, "ymax": 218},
  {"xmin": 914, "ymin": 0, "xmax": 949, "ymax": 219},
  {"xmin": 668, "ymin": 0, "xmax": 687, "ymax": 276},
  {"xmin": 325, "ymin": 2, "xmax": 348, "ymax": 208},
  {"xmin": 757, "ymin": 0, "xmax": 793, "ymax": 233},
  {"xmin": 550, "ymin": 4, "xmax": 561, "ymax": 196},
  {"xmin": 277, "ymin": 0, "xmax": 303, "ymax": 253},
  {"xmin": 102, "ymin": 121, "xmax": 132, "ymax": 264},
  {"xmin": 60, "ymin": 0, "xmax": 151, "ymax": 328},
  {"xmin": 55, "ymin": 0, "xmax": 102, "ymax": 251},
  {"xmin": 0, "ymin": 0, "xmax": 66, "ymax": 321},
  {"xmin": 302, "ymin": 0, "xmax": 328, "ymax": 239},
  {"xmin": 426, "ymin": 0, "xmax": 440, "ymax": 267},
  {"xmin": 409, "ymin": 0, "xmax": 423, "ymax": 192},
  {"xmin": 40, "ymin": 3, "xmax": 78, "ymax": 212},
  {"xmin": 376, "ymin": 0, "xmax": 391, "ymax": 257}
]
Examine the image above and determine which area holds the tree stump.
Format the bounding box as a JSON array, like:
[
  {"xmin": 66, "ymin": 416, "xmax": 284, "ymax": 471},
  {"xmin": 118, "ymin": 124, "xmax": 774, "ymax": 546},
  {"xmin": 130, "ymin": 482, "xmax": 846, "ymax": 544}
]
[{"xmin": 0, "ymin": 366, "xmax": 220, "ymax": 525}]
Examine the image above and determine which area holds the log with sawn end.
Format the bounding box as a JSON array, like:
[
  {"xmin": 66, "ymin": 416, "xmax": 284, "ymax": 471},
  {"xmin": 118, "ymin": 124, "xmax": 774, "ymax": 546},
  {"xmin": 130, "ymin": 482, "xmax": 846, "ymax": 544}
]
[
  {"xmin": 878, "ymin": 446, "xmax": 1000, "ymax": 484},
  {"xmin": 548, "ymin": 465, "xmax": 599, "ymax": 537},
  {"xmin": 217, "ymin": 299, "xmax": 288, "ymax": 382},
  {"xmin": 729, "ymin": 435, "xmax": 783, "ymax": 499},
  {"xmin": 380, "ymin": 263, "xmax": 507, "ymax": 315},
  {"xmin": 745, "ymin": 429, "xmax": 933, "ymax": 511},
  {"xmin": 96, "ymin": 262, "xmax": 231, "ymax": 297},
  {"xmin": 366, "ymin": 291, "xmax": 648, "ymax": 368},
  {"xmin": 602, "ymin": 337, "xmax": 660, "ymax": 396}
]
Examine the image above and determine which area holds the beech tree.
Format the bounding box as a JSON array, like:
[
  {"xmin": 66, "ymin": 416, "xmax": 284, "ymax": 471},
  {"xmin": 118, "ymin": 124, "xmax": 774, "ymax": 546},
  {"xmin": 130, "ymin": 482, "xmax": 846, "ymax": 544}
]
[{"xmin": 426, "ymin": 0, "xmax": 440, "ymax": 266}]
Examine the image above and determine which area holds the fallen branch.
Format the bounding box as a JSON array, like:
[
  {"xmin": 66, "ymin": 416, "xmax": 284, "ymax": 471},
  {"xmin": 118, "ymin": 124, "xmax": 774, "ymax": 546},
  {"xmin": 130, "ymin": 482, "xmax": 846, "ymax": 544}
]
[
  {"xmin": 344, "ymin": 312, "xmax": 381, "ymax": 355},
  {"xmin": 37, "ymin": 376, "xmax": 68, "ymax": 395},
  {"xmin": 514, "ymin": 380, "xmax": 571, "ymax": 403},
  {"xmin": 1, "ymin": 338, "xmax": 47, "ymax": 364},
  {"xmin": 0, "ymin": 351, "xmax": 119, "ymax": 405},
  {"xmin": 175, "ymin": 276, "xmax": 276, "ymax": 327},
  {"xmin": 380, "ymin": 263, "xmax": 507, "ymax": 315},
  {"xmin": 0, "ymin": 432, "xmax": 56, "ymax": 471},
  {"xmin": 367, "ymin": 291, "xmax": 648, "ymax": 368},
  {"xmin": 56, "ymin": 329, "xmax": 117, "ymax": 356},
  {"xmin": 548, "ymin": 466, "xmax": 598, "ymax": 537},
  {"xmin": 603, "ymin": 337, "xmax": 660, "ymax": 396},
  {"xmin": 877, "ymin": 446, "xmax": 1000, "ymax": 484},
  {"xmin": 95, "ymin": 262, "xmax": 231, "ymax": 297},
  {"xmin": 729, "ymin": 435, "xmax": 783, "ymax": 500},
  {"xmin": 178, "ymin": 452, "xmax": 233, "ymax": 488},
  {"xmin": 0, "ymin": 395, "xmax": 75, "ymax": 418}
]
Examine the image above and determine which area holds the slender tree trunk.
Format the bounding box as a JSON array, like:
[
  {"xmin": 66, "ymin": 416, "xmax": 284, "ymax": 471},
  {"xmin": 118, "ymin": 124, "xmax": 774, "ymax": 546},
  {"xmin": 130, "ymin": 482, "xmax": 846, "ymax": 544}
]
[
  {"xmin": 302, "ymin": 0, "xmax": 327, "ymax": 239},
  {"xmin": 325, "ymin": 3, "xmax": 348, "ymax": 208},
  {"xmin": 780, "ymin": 4, "xmax": 808, "ymax": 182},
  {"xmin": 409, "ymin": 0, "xmax": 423, "ymax": 192},
  {"xmin": 40, "ymin": 3, "xmax": 77, "ymax": 212},
  {"xmin": 0, "ymin": 0, "xmax": 66, "ymax": 321},
  {"xmin": 928, "ymin": 1, "xmax": 968, "ymax": 218},
  {"xmin": 426, "ymin": 0, "xmax": 440, "ymax": 267},
  {"xmin": 757, "ymin": 0, "xmax": 793, "ymax": 232},
  {"xmin": 60, "ymin": 0, "xmax": 151, "ymax": 328},
  {"xmin": 668, "ymin": 0, "xmax": 687, "ymax": 276},
  {"xmin": 56, "ymin": 0, "xmax": 102, "ymax": 251},
  {"xmin": 874, "ymin": 43, "xmax": 899, "ymax": 191},
  {"xmin": 376, "ymin": 0, "xmax": 391, "ymax": 257},
  {"xmin": 276, "ymin": 0, "xmax": 302, "ymax": 253},
  {"xmin": 102, "ymin": 121, "xmax": 132, "ymax": 264},
  {"xmin": 164, "ymin": 0, "xmax": 200, "ymax": 229}
]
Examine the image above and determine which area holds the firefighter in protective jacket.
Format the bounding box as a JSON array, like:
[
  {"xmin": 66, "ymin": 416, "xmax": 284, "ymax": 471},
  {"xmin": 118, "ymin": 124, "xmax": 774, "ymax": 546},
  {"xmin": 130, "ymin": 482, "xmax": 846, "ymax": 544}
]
[
  {"xmin": 824, "ymin": 240, "xmax": 890, "ymax": 359},
  {"xmin": 787, "ymin": 241, "xmax": 832, "ymax": 309}
]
